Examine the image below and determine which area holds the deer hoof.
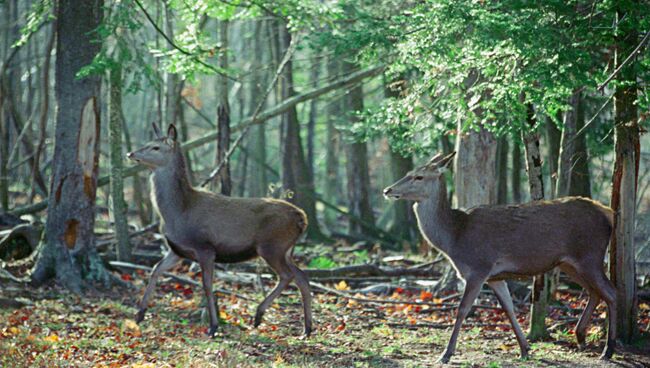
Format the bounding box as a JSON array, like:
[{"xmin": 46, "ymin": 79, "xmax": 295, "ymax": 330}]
[
  {"xmin": 599, "ymin": 344, "xmax": 614, "ymax": 360},
  {"xmin": 207, "ymin": 325, "xmax": 219, "ymax": 338},
  {"xmin": 576, "ymin": 333, "xmax": 586, "ymax": 349},
  {"xmin": 253, "ymin": 313, "xmax": 263, "ymax": 328},
  {"xmin": 135, "ymin": 309, "xmax": 146, "ymax": 324},
  {"xmin": 436, "ymin": 351, "xmax": 451, "ymax": 364},
  {"xmin": 303, "ymin": 326, "xmax": 312, "ymax": 337}
]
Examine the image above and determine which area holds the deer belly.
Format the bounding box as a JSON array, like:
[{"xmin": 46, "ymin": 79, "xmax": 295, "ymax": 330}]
[
  {"xmin": 214, "ymin": 246, "xmax": 258, "ymax": 263},
  {"xmin": 490, "ymin": 257, "xmax": 560, "ymax": 278}
]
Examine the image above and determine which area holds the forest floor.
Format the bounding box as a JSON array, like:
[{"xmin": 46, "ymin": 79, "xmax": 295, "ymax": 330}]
[{"xmin": 1, "ymin": 247, "xmax": 650, "ymax": 368}]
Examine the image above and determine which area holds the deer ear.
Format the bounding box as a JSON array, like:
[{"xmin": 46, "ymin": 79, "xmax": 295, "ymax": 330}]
[
  {"xmin": 167, "ymin": 124, "xmax": 178, "ymax": 142},
  {"xmin": 426, "ymin": 153, "xmax": 444, "ymax": 166},
  {"xmin": 152, "ymin": 122, "xmax": 162, "ymax": 138},
  {"xmin": 439, "ymin": 151, "xmax": 456, "ymax": 168}
]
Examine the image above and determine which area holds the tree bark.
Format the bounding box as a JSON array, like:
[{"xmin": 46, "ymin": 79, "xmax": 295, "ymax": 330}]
[
  {"xmin": 569, "ymin": 95, "xmax": 591, "ymax": 197},
  {"xmin": 545, "ymin": 114, "xmax": 561, "ymax": 198},
  {"xmin": 277, "ymin": 22, "xmax": 323, "ymax": 239},
  {"xmin": 30, "ymin": 0, "xmax": 111, "ymax": 292},
  {"xmin": 247, "ymin": 20, "xmax": 268, "ymax": 198},
  {"xmin": 307, "ymin": 55, "xmax": 319, "ymax": 180},
  {"xmin": 454, "ymin": 127, "xmax": 497, "ymax": 207},
  {"xmin": 511, "ymin": 143, "xmax": 522, "ymax": 203},
  {"xmin": 522, "ymin": 102, "xmax": 550, "ymax": 340},
  {"xmin": 324, "ymin": 57, "xmax": 342, "ymax": 229},
  {"xmin": 609, "ymin": 7, "xmax": 640, "ymax": 343},
  {"xmin": 215, "ymin": 20, "xmax": 231, "ymax": 195},
  {"xmin": 384, "ymin": 74, "xmax": 416, "ymax": 242},
  {"xmin": 496, "ymin": 136, "xmax": 509, "ymax": 204},
  {"xmin": 557, "ymin": 90, "xmax": 579, "ymax": 198},
  {"xmin": 108, "ymin": 62, "xmax": 131, "ymax": 262},
  {"xmin": 30, "ymin": 24, "xmax": 56, "ymax": 202},
  {"xmin": 342, "ymin": 60, "xmax": 375, "ymax": 237}
]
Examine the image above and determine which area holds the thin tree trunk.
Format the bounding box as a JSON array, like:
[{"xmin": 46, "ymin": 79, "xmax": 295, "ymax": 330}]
[
  {"xmin": 342, "ymin": 60, "xmax": 375, "ymax": 237},
  {"xmin": 545, "ymin": 114, "xmax": 561, "ymax": 198},
  {"xmin": 277, "ymin": 22, "xmax": 323, "ymax": 239},
  {"xmin": 496, "ymin": 136, "xmax": 509, "ymax": 204},
  {"xmin": 324, "ymin": 57, "xmax": 342, "ymax": 228},
  {"xmin": 511, "ymin": 143, "xmax": 522, "ymax": 203},
  {"xmin": 108, "ymin": 62, "xmax": 131, "ymax": 262},
  {"xmin": 384, "ymin": 74, "xmax": 416, "ymax": 243},
  {"xmin": 248, "ymin": 20, "xmax": 267, "ymax": 197},
  {"xmin": 30, "ymin": 24, "xmax": 55, "ymax": 202},
  {"xmin": 570, "ymin": 96, "xmax": 591, "ymax": 197},
  {"xmin": 557, "ymin": 90, "xmax": 579, "ymax": 198},
  {"xmin": 609, "ymin": 7, "xmax": 640, "ymax": 343},
  {"xmin": 307, "ymin": 56, "xmax": 319, "ymax": 179},
  {"xmin": 215, "ymin": 20, "xmax": 231, "ymax": 195},
  {"xmin": 522, "ymin": 102, "xmax": 550, "ymax": 340},
  {"xmin": 122, "ymin": 110, "xmax": 150, "ymax": 226},
  {"xmin": 30, "ymin": 0, "xmax": 111, "ymax": 292}
]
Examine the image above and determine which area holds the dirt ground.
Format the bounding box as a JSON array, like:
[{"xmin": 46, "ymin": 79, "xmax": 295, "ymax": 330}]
[{"xmin": 1, "ymin": 264, "xmax": 649, "ymax": 368}]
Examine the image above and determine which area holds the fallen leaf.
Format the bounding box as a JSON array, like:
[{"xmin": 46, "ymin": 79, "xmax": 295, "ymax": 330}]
[
  {"xmin": 44, "ymin": 334, "xmax": 59, "ymax": 342},
  {"xmin": 335, "ymin": 281, "xmax": 350, "ymax": 291},
  {"xmin": 122, "ymin": 319, "xmax": 141, "ymax": 337},
  {"xmin": 420, "ymin": 290, "xmax": 433, "ymax": 301}
]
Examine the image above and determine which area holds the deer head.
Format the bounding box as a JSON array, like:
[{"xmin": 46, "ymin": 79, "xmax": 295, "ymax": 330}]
[
  {"xmin": 383, "ymin": 151, "xmax": 455, "ymax": 201},
  {"xmin": 127, "ymin": 123, "xmax": 178, "ymax": 168}
]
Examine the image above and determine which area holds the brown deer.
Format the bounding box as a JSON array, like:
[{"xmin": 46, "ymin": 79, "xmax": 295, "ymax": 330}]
[
  {"xmin": 127, "ymin": 123, "xmax": 313, "ymax": 337},
  {"xmin": 383, "ymin": 152, "xmax": 616, "ymax": 363}
]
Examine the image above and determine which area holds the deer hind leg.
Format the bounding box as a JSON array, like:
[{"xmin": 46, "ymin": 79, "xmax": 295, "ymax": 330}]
[
  {"xmin": 136, "ymin": 251, "xmax": 181, "ymax": 323},
  {"xmin": 438, "ymin": 274, "xmax": 486, "ymax": 364},
  {"xmin": 254, "ymin": 248, "xmax": 294, "ymax": 329},
  {"xmin": 198, "ymin": 256, "xmax": 219, "ymax": 337},
  {"xmin": 487, "ymin": 280, "xmax": 530, "ymax": 358},
  {"xmin": 559, "ymin": 263, "xmax": 600, "ymax": 350},
  {"xmin": 577, "ymin": 266, "xmax": 617, "ymax": 360},
  {"xmin": 287, "ymin": 258, "xmax": 313, "ymax": 336}
]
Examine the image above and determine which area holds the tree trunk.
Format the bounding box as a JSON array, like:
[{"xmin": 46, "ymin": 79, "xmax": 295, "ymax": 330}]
[
  {"xmin": 342, "ymin": 60, "xmax": 375, "ymax": 237},
  {"xmin": 277, "ymin": 22, "xmax": 323, "ymax": 239},
  {"xmin": 454, "ymin": 127, "xmax": 497, "ymax": 207},
  {"xmin": 545, "ymin": 114, "xmax": 561, "ymax": 198},
  {"xmin": 609, "ymin": 7, "xmax": 640, "ymax": 343},
  {"xmin": 557, "ymin": 90, "xmax": 579, "ymax": 198},
  {"xmin": 569, "ymin": 96, "xmax": 591, "ymax": 197},
  {"xmin": 108, "ymin": 62, "xmax": 131, "ymax": 262},
  {"xmin": 522, "ymin": 102, "xmax": 550, "ymax": 340},
  {"xmin": 384, "ymin": 74, "xmax": 416, "ymax": 243},
  {"xmin": 324, "ymin": 57, "xmax": 342, "ymax": 229},
  {"xmin": 30, "ymin": 25, "xmax": 56, "ymax": 202},
  {"xmin": 307, "ymin": 56, "xmax": 319, "ymax": 180},
  {"xmin": 215, "ymin": 20, "xmax": 231, "ymax": 195},
  {"xmin": 511, "ymin": 143, "xmax": 522, "ymax": 203},
  {"xmin": 122, "ymin": 110, "xmax": 150, "ymax": 226},
  {"xmin": 496, "ymin": 136, "xmax": 509, "ymax": 204},
  {"xmin": 30, "ymin": 0, "xmax": 111, "ymax": 292},
  {"xmin": 247, "ymin": 20, "xmax": 267, "ymax": 198}
]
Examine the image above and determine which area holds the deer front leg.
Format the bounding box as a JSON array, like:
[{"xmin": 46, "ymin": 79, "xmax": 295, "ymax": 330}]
[
  {"xmin": 488, "ymin": 280, "xmax": 530, "ymax": 359},
  {"xmin": 199, "ymin": 258, "xmax": 219, "ymax": 337},
  {"xmin": 438, "ymin": 276, "xmax": 485, "ymax": 364},
  {"xmin": 136, "ymin": 251, "xmax": 181, "ymax": 323}
]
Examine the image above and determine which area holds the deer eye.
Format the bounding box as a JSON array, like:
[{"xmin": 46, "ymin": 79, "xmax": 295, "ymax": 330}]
[
  {"xmin": 152, "ymin": 146, "xmax": 160, "ymax": 151},
  {"xmin": 414, "ymin": 175, "xmax": 424, "ymax": 181}
]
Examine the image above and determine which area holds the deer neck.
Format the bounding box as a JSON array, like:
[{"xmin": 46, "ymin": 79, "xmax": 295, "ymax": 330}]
[
  {"xmin": 414, "ymin": 177, "xmax": 455, "ymax": 254},
  {"xmin": 151, "ymin": 149, "xmax": 194, "ymax": 219}
]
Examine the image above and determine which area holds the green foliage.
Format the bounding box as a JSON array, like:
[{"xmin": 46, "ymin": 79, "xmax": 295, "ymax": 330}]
[
  {"xmin": 307, "ymin": 255, "xmax": 338, "ymax": 269},
  {"xmin": 13, "ymin": 0, "xmax": 53, "ymax": 48},
  {"xmin": 311, "ymin": 0, "xmax": 649, "ymax": 153}
]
